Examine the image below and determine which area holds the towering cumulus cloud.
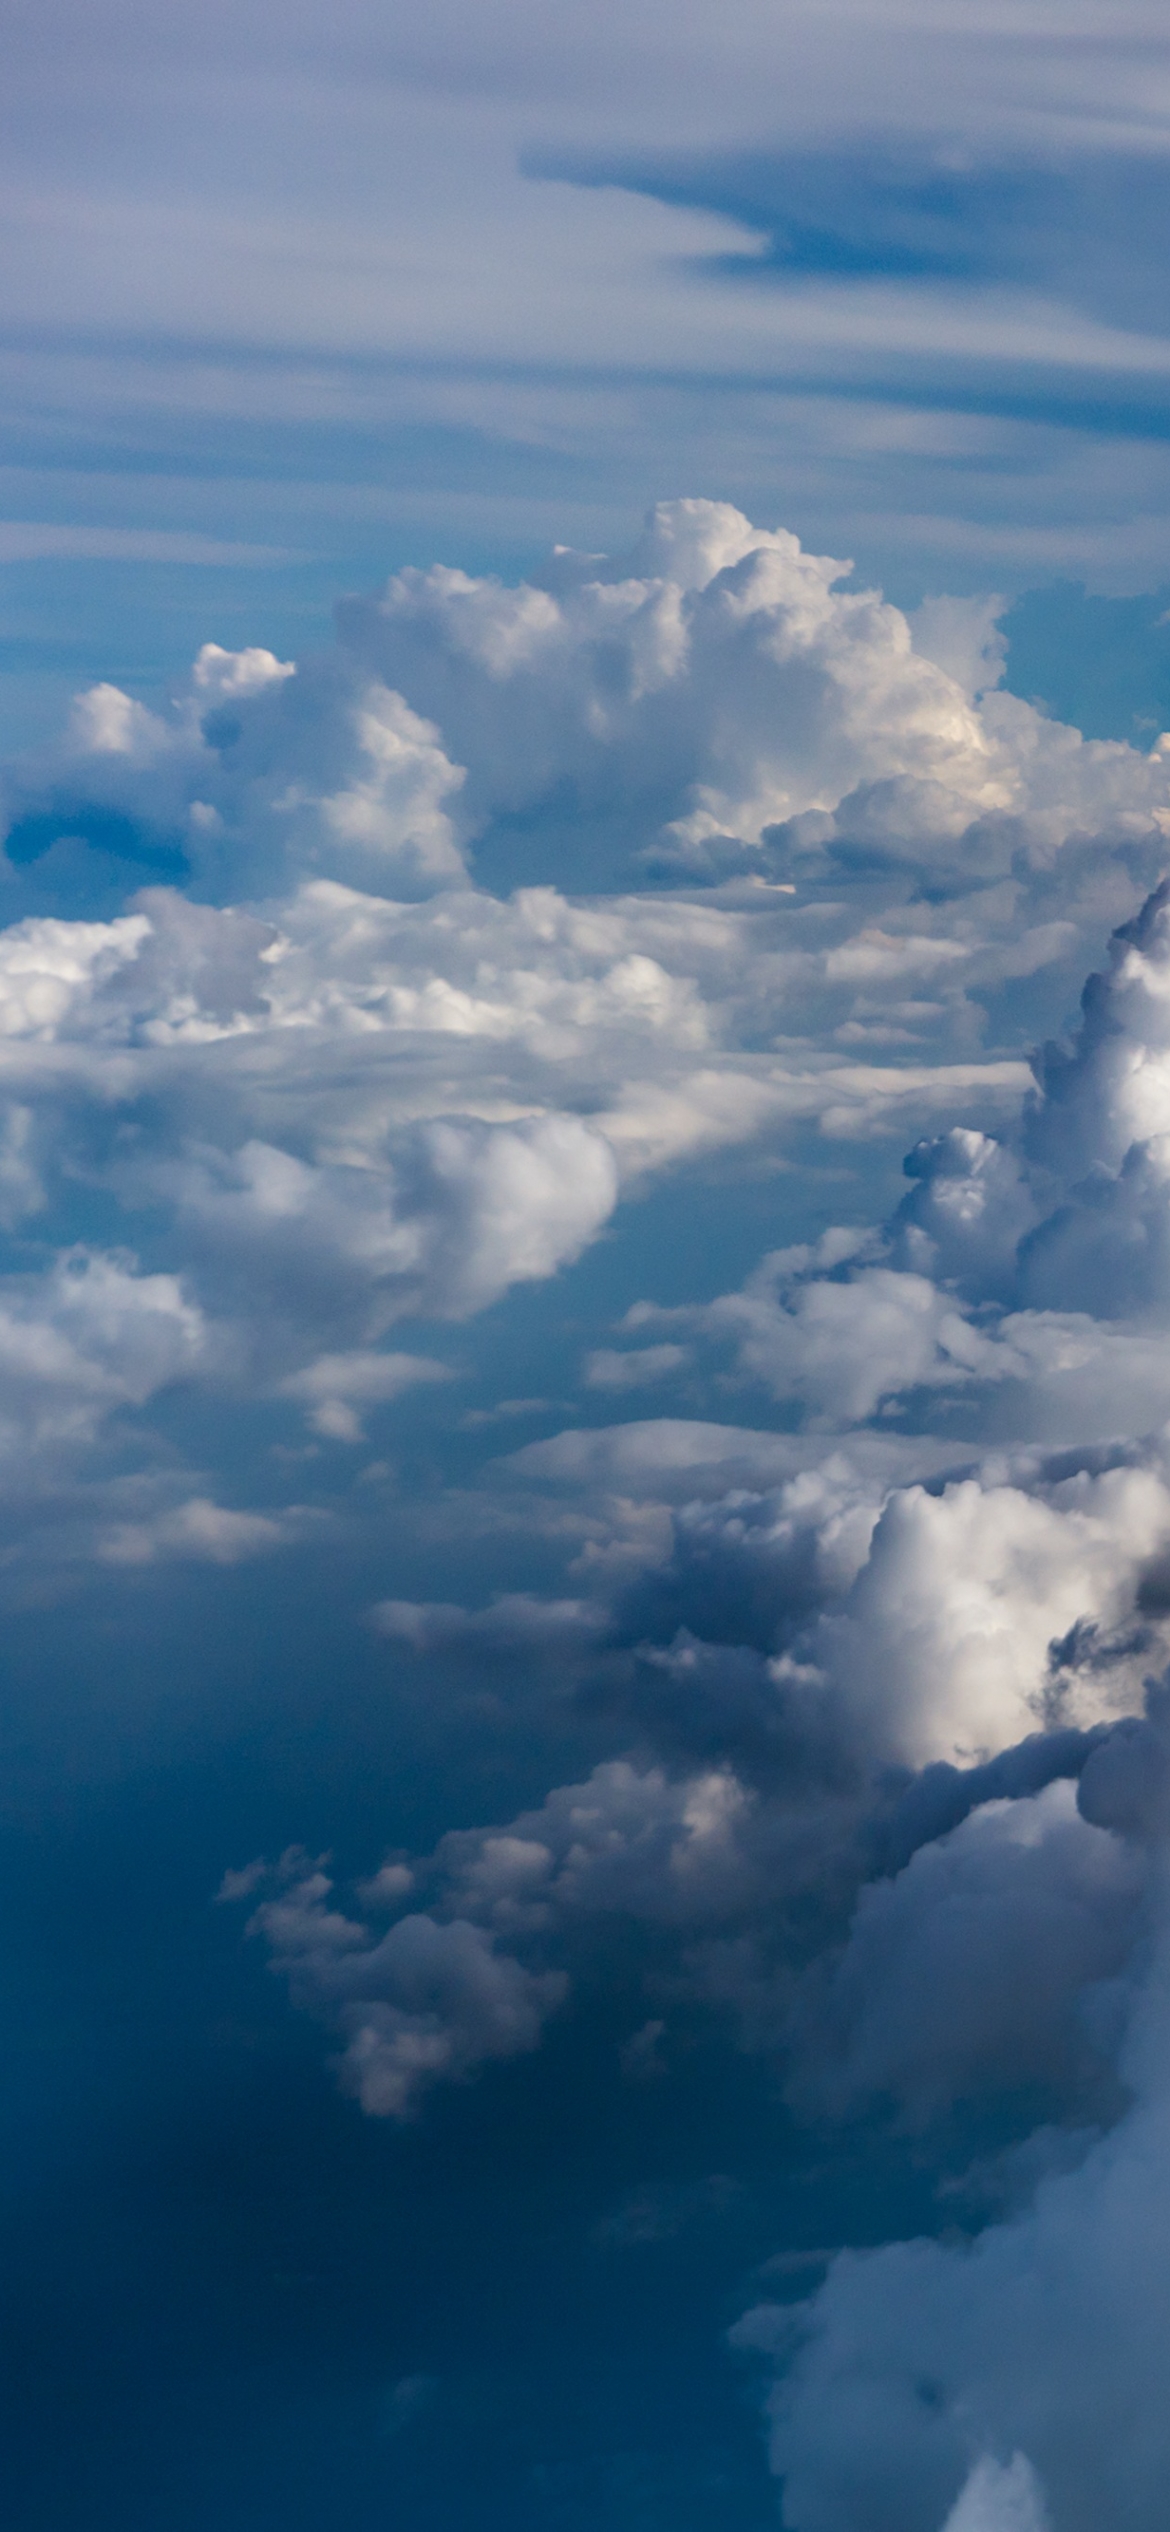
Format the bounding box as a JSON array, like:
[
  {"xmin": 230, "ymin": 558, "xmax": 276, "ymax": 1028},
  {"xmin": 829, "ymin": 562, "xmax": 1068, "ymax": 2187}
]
[{"xmin": 10, "ymin": 504, "xmax": 1170, "ymax": 2524}]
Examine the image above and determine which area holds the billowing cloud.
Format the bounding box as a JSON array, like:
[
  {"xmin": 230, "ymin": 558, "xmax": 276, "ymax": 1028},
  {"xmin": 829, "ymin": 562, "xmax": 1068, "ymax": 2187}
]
[
  {"xmin": 8, "ymin": 502, "xmax": 1170, "ymax": 929},
  {"xmin": 333, "ymin": 504, "xmax": 1170, "ymax": 893},
  {"xmin": 785, "ymin": 1779, "xmax": 1141, "ymax": 2125},
  {"xmin": 0, "ymin": 1246, "xmax": 206, "ymax": 1475},
  {"xmin": 0, "ymin": 506, "xmax": 1165, "ymax": 1540},
  {"xmin": 243, "ymin": 1863, "xmax": 567, "ymax": 2120},
  {"xmin": 759, "ymin": 1754, "xmax": 1170, "ymax": 2530}
]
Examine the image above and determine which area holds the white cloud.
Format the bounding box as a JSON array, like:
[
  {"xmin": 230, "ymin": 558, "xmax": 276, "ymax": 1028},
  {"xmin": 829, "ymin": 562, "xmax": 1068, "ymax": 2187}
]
[
  {"xmin": 589, "ymin": 873, "xmax": 1170, "ymax": 1453},
  {"xmin": 584, "ymin": 1342, "xmax": 690, "ymax": 1390},
  {"xmin": 371, "ymin": 1592, "xmax": 603, "ymax": 1653},
  {"xmin": 766, "ymin": 1900, "xmax": 1170, "ymax": 2531},
  {"xmin": 280, "ymin": 1347, "xmax": 452, "ymax": 1440},
  {"xmin": 815, "ymin": 1461, "xmax": 1170, "ymax": 1765},
  {"xmin": 11, "ymin": 504, "xmax": 1169, "ymax": 932},
  {"xmin": 97, "ymin": 1495, "xmax": 292, "ymax": 1566},
  {"xmin": 0, "ymin": 1247, "xmax": 206, "ymax": 1471},
  {"xmin": 0, "ymin": 907, "xmax": 150, "ymax": 1039},
  {"xmin": 334, "ymin": 502, "xmax": 1170, "ymax": 888},
  {"xmin": 941, "ymin": 2456, "xmax": 1051, "ymax": 2532},
  {"xmin": 191, "ymin": 645, "xmax": 296, "ymax": 703},
  {"xmin": 788, "ymin": 1781, "xmax": 1142, "ymax": 2125}
]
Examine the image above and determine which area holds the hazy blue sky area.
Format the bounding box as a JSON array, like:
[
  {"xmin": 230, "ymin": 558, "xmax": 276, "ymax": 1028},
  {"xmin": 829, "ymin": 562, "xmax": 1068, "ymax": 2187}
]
[{"xmin": 11, "ymin": 8, "xmax": 1170, "ymax": 2530}]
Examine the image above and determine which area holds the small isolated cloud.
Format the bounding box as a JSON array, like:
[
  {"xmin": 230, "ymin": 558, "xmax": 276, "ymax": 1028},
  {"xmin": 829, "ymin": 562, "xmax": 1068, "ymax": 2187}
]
[
  {"xmin": 584, "ymin": 1342, "xmax": 690, "ymax": 1390},
  {"xmin": 280, "ymin": 1348, "xmax": 453, "ymax": 1440},
  {"xmin": 214, "ymin": 1860, "xmax": 269, "ymax": 1905},
  {"xmin": 379, "ymin": 2373, "xmax": 438, "ymax": 2439},
  {"xmin": 370, "ymin": 1593, "xmax": 603, "ymax": 1656},
  {"xmin": 97, "ymin": 1496, "xmax": 293, "ymax": 1567},
  {"xmin": 942, "ymin": 2454, "xmax": 1050, "ymax": 2531},
  {"xmin": 250, "ymin": 1866, "xmax": 567, "ymax": 2120}
]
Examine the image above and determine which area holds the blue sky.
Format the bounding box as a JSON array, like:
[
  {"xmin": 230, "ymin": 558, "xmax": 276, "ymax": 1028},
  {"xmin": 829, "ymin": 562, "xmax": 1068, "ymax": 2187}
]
[{"xmin": 7, "ymin": 10, "xmax": 1170, "ymax": 2532}]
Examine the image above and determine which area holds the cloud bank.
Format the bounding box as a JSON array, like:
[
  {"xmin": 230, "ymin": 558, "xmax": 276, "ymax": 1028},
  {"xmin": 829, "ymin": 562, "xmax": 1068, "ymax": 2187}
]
[{"xmin": 10, "ymin": 502, "xmax": 1170, "ymax": 2525}]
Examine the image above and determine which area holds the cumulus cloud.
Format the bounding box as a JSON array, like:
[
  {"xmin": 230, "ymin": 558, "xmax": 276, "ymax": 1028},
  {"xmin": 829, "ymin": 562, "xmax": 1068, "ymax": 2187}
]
[
  {"xmin": 241, "ymin": 1656, "xmax": 1148, "ymax": 2140},
  {"xmin": 8, "ymin": 497, "xmax": 1168, "ymax": 946},
  {"xmin": 280, "ymin": 1347, "xmax": 453, "ymax": 1441},
  {"xmin": 96, "ymin": 1495, "xmax": 294, "ymax": 1566},
  {"xmin": 716, "ymin": 1684, "xmax": 1170, "ymax": 2532},
  {"xmin": 332, "ymin": 502, "xmax": 1170, "ymax": 891},
  {"xmin": 14, "ymin": 502, "xmax": 1159, "ymax": 1550},
  {"xmin": 7, "ymin": 642, "xmax": 469, "ymax": 904},
  {"xmin": 590, "ymin": 871, "xmax": 1170, "ymax": 1455},
  {"xmin": 242, "ymin": 1864, "xmax": 567, "ymax": 2119},
  {"xmin": 240, "ymin": 1747, "xmax": 834, "ymax": 2123},
  {"xmin": 814, "ymin": 1459, "xmax": 1170, "ymax": 1764},
  {"xmin": 764, "ymin": 1937, "xmax": 1170, "ymax": 2529},
  {"xmin": 786, "ymin": 1780, "xmax": 1141, "ymax": 2126},
  {"xmin": 371, "ymin": 1591, "xmax": 604, "ymax": 1655},
  {"xmin": 159, "ymin": 1110, "xmax": 619, "ymax": 1340},
  {"xmin": 174, "ymin": 841, "xmax": 1170, "ymax": 2307},
  {"xmin": 0, "ymin": 1247, "xmax": 206, "ymax": 1474},
  {"xmin": 491, "ymin": 1405, "xmax": 1170, "ymax": 1763},
  {"xmin": 10, "ymin": 500, "xmax": 1166, "ymax": 1509}
]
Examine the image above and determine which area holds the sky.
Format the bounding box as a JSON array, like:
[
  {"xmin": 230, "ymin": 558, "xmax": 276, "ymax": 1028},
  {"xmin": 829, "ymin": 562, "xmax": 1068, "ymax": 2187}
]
[{"xmin": 7, "ymin": 7, "xmax": 1170, "ymax": 2531}]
